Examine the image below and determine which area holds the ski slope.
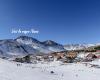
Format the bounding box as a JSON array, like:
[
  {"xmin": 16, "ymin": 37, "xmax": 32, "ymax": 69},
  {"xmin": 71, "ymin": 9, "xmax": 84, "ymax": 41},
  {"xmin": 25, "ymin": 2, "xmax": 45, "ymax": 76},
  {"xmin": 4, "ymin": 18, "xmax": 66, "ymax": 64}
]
[{"xmin": 0, "ymin": 59, "xmax": 100, "ymax": 80}]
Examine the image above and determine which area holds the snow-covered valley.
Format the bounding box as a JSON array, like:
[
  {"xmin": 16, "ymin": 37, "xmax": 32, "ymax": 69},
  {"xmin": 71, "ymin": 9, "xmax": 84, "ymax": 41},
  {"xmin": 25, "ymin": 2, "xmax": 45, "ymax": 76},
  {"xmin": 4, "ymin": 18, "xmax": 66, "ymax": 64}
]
[{"xmin": 0, "ymin": 58, "xmax": 100, "ymax": 80}]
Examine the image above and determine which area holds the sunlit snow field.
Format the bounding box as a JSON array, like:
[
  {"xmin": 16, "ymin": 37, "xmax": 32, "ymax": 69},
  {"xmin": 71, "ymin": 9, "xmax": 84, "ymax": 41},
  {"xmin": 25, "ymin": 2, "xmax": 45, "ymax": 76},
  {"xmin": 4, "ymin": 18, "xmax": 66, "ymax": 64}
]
[{"xmin": 0, "ymin": 59, "xmax": 100, "ymax": 80}]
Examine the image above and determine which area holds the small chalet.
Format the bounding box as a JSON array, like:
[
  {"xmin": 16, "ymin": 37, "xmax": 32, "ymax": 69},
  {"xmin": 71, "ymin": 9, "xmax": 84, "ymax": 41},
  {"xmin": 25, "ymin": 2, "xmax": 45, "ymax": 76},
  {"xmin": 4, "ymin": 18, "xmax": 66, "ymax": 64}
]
[
  {"xmin": 66, "ymin": 51, "xmax": 77, "ymax": 59},
  {"xmin": 86, "ymin": 53, "xmax": 97, "ymax": 60}
]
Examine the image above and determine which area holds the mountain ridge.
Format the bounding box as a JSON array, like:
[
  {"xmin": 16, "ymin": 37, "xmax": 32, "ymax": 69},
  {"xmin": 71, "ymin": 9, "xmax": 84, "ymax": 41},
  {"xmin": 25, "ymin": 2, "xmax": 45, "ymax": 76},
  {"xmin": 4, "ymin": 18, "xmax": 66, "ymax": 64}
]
[{"xmin": 0, "ymin": 35, "xmax": 100, "ymax": 58}]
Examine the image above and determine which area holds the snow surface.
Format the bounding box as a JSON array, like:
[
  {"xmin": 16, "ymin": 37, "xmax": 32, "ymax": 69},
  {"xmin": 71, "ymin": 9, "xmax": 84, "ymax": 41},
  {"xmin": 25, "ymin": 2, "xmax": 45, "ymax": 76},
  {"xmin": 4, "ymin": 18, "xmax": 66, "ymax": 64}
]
[{"xmin": 0, "ymin": 59, "xmax": 100, "ymax": 80}]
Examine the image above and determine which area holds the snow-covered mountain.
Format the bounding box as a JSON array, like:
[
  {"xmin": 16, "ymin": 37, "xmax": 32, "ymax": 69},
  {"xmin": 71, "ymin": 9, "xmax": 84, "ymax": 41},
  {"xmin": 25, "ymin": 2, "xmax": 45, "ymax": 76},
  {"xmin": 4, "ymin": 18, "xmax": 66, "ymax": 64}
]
[
  {"xmin": 16, "ymin": 36, "xmax": 65, "ymax": 53},
  {"xmin": 16, "ymin": 36, "xmax": 51, "ymax": 54},
  {"xmin": 0, "ymin": 39, "xmax": 28, "ymax": 57},
  {"xmin": 0, "ymin": 36, "xmax": 65, "ymax": 58},
  {"xmin": 0, "ymin": 35, "xmax": 100, "ymax": 58},
  {"xmin": 42, "ymin": 40, "xmax": 65, "ymax": 52},
  {"xmin": 64, "ymin": 43, "xmax": 100, "ymax": 50}
]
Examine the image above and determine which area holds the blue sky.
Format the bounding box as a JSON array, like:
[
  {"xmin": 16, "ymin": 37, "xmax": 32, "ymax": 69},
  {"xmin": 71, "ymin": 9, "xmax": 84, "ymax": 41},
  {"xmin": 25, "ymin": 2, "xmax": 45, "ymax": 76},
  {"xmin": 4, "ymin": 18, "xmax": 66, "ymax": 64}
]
[{"xmin": 0, "ymin": 0, "xmax": 100, "ymax": 44}]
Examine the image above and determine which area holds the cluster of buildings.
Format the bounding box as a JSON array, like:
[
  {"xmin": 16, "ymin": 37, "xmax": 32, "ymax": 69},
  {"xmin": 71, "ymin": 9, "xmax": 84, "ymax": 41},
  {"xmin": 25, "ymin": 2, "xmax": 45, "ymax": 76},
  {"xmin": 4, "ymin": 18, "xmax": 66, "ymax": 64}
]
[
  {"xmin": 14, "ymin": 50, "xmax": 100, "ymax": 63},
  {"xmin": 14, "ymin": 51, "xmax": 77, "ymax": 63}
]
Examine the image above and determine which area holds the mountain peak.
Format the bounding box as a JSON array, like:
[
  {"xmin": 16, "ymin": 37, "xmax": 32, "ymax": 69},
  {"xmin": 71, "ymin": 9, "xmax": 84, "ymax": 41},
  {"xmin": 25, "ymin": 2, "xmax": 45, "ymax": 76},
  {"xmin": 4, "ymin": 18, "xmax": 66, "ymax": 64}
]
[
  {"xmin": 15, "ymin": 36, "xmax": 40, "ymax": 44},
  {"xmin": 42, "ymin": 40, "xmax": 61, "ymax": 46},
  {"xmin": 16, "ymin": 36, "xmax": 33, "ymax": 40}
]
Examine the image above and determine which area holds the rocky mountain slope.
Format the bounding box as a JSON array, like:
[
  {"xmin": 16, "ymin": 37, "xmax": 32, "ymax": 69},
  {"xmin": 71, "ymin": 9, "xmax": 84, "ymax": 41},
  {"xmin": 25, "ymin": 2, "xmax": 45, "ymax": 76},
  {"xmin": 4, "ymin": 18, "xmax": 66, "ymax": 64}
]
[
  {"xmin": 0, "ymin": 36, "xmax": 65, "ymax": 58},
  {"xmin": 0, "ymin": 35, "xmax": 100, "ymax": 58}
]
